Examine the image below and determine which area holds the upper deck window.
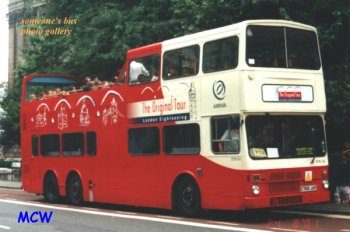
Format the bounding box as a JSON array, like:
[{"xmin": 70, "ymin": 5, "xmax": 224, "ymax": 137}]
[
  {"xmin": 203, "ymin": 36, "xmax": 238, "ymax": 73},
  {"xmin": 246, "ymin": 26, "xmax": 321, "ymax": 70},
  {"xmin": 163, "ymin": 45, "xmax": 199, "ymax": 80},
  {"xmin": 129, "ymin": 54, "xmax": 160, "ymax": 85}
]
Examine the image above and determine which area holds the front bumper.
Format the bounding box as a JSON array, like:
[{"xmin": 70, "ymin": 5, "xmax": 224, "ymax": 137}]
[{"xmin": 244, "ymin": 191, "xmax": 330, "ymax": 209}]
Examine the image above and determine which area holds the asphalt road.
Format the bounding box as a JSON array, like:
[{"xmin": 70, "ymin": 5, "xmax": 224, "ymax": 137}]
[{"xmin": 1, "ymin": 188, "xmax": 349, "ymax": 232}]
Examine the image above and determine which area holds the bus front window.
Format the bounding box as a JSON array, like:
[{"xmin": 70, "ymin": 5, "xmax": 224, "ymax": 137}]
[
  {"xmin": 246, "ymin": 26, "xmax": 321, "ymax": 70},
  {"xmin": 246, "ymin": 115, "xmax": 326, "ymax": 159}
]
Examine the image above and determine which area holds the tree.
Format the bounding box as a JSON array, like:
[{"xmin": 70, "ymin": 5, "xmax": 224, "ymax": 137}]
[
  {"xmin": 25, "ymin": 0, "xmax": 179, "ymax": 80},
  {"xmin": 0, "ymin": 67, "xmax": 27, "ymax": 147}
]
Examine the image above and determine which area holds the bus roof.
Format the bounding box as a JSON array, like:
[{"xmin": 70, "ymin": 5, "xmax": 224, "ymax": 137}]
[
  {"xmin": 125, "ymin": 20, "xmax": 316, "ymax": 58},
  {"xmin": 162, "ymin": 20, "xmax": 317, "ymax": 47}
]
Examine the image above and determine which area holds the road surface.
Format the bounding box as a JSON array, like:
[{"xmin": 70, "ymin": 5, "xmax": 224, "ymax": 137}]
[{"xmin": 0, "ymin": 188, "xmax": 349, "ymax": 232}]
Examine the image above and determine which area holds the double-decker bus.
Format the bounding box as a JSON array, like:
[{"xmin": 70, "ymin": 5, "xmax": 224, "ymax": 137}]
[{"xmin": 21, "ymin": 20, "xmax": 329, "ymax": 215}]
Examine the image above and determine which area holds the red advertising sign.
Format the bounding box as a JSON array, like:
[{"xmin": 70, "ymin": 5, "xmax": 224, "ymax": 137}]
[{"xmin": 278, "ymin": 87, "xmax": 302, "ymax": 100}]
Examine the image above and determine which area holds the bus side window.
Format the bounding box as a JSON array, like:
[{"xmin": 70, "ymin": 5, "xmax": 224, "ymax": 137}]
[
  {"xmin": 87, "ymin": 131, "xmax": 97, "ymax": 156},
  {"xmin": 128, "ymin": 127, "xmax": 160, "ymax": 155},
  {"xmin": 163, "ymin": 124, "xmax": 200, "ymax": 155},
  {"xmin": 163, "ymin": 45, "xmax": 199, "ymax": 80},
  {"xmin": 32, "ymin": 135, "xmax": 39, "ymax": 156},
  {"xmin": 62, "ymin": 132, "xmax": 84, "ymax": 156},
  {"xmin": 40, "ymin": 134, "xmax": 60, "ymax": 156},
  {"xmin": 203, "ymin": 36, "xmax": 239, "ymax": 73},
  {"xmin": 211, "ymin": 115, "xmax": 240, "ymax": 154}
]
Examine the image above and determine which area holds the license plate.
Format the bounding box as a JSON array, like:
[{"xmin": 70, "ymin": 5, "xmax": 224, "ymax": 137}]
[{"xmin": 300, "ymin": 185, "xmax": 317, "ymax": 192}]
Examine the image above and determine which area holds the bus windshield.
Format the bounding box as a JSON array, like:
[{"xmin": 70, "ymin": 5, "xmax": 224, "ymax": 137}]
[
  {"xmin": 246, "ymin": 115, "xmax": 326, "ymax": 159},
  {"xmin": 246, "ymin": 26, "xmax": 321, "ymax": 70}
]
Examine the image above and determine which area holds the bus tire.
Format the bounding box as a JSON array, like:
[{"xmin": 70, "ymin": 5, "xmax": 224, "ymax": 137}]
[
  {"xmin": 43, "ymin": 172, "xmax": 60, "ymax": 202},
  {"xmin": 66, "ymin": 173, "xmax": 83, "ymax": 205},
  {"xmin": 174, "ymin": 177, "xmax": 201, "ymax": 216}
]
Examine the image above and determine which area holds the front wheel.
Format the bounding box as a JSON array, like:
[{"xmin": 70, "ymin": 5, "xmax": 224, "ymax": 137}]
[
  {"xmin": 66, "ymin": 173, "xmax": 83, "ymax": 205},
  {"xmin": 174, "ymin": 178, "xmax": 201, "ymax": 216}
]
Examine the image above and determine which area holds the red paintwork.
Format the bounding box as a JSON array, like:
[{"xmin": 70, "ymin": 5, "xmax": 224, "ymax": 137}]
[{"xmin": 20, "ymin": 43, "xmax": 329, "ymax": 211}]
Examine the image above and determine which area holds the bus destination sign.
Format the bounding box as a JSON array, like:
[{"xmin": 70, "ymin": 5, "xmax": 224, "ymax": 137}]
[{"xmin": 262, "ymin": 84, "xmax": 313, "ymax": 102}]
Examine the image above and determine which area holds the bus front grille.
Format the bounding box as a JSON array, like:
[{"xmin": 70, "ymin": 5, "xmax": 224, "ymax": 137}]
[{"xmin": 270, "ymin": 196, "xmax": 302, "ymax": 207}]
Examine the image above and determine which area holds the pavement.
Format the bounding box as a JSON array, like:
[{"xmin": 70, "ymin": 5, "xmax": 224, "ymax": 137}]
[
  {"xmin": 0, "ymin": 181, "xmax": 349, "ymax": 215},
  {"xmin": 0, "ymin": 180, "xmax": 22, "ymax": 189}
]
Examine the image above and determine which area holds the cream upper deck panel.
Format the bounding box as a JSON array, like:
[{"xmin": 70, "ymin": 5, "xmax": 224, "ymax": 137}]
[{"xmin": 157, "ymin": 20, "xmax": 324, "ymax": 116}]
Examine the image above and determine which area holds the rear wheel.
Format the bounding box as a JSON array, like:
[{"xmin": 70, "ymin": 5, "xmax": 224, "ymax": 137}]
[
  {"xmin": 174, "ymin": 177, "xmax": 201, "ymax": 216},
  {"xmin": 66, "ymin": 173, "xmax": 83, "ymax": 205},
  {"xmin": 43, "ymin": 172, "xmax": 60, "ymax": 202}
]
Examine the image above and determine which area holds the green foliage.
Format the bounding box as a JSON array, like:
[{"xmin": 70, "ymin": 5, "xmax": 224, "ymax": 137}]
[
  {"xmin": 0, "ymin": 97, "xmax": 20, "ymax": 147},
  {"xmin": 25, "ymin": 0, "xmax": 179, "ymax": 80},
  {"xmin": 0, "ymin": 66, "xmax": 28, "ymax": 147},
  {"xmin": 170, "ymin": 0, "xmax": 250, "ymax": 35}
]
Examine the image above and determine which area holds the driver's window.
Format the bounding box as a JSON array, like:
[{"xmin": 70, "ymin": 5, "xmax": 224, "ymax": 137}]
[{"xmin": 211, "ymin": 115, "xmax": 240, "ymax": 154}]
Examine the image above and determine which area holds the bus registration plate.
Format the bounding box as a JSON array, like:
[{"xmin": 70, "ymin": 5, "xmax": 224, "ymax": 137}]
[{"xmin": 300, "ymin": 185, "xmax": 317, "ymax": 192}]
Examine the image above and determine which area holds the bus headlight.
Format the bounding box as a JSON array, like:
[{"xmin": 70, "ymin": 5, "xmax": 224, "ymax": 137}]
[
  {"xmin": 252, "ymin": 185, "xmax": 260, "ymax": 195},
  {"xmin": 322, "ymin": 180, "xmax": 329, "ymax": 189}
]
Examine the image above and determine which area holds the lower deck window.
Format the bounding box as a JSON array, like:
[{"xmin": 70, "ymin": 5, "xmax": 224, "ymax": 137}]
[
  {"xmin": 128, "ymin": 127, "xmax": 160, "ymax": 155},
  {"xmin": 163, "ymin": 124, "xmax": 200, "ymax": 154},
  {"xmin": 62, "ymin": 132, "xmax": 84, "ymax": 156},
  {"xmin": 40, "ymin": 134, "xmax": 60, "ymax": 156},
  {"xmin": 32, "ymin": 135, "xmax": 39, "ymax": 156},
  {"xmin": 87, "ymin": 131, "xmax": 97, "ymax": 156}
]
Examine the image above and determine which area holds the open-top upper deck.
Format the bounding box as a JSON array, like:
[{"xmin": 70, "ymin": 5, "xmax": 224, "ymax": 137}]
[{"xmin": 22, "ymin": 20, "xmax": 325, "ymax": 126}]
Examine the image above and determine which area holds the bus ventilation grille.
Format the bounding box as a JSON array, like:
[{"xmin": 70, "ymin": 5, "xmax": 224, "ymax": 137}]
[
  {"xmin": 269, "ymin": 171, "xmax": 300, "ymax": 181},
  {"xmin": 270, "ymin": 196, "xmax": 302, "ymax": 207}
]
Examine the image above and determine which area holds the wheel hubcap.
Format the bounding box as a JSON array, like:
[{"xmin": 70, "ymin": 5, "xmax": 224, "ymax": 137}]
[
  {"xmin": 71, "ymin": 180, "xmax": 80, "ymax": 198},
  {"xmin": 48, "ymin": 181, "xmax": 55, "ymax": 194},
  {"xmin": 182, "ymin": 186, "xmax": 194, "ymax": 207}
]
